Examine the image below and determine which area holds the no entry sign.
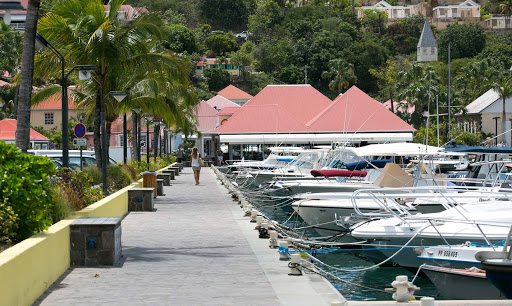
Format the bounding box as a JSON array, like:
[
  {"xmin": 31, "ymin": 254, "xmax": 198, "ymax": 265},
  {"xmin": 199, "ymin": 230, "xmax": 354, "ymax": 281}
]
[{"xmin": 74, "ymin": 123, "xmax": 86, "ymax": 138}]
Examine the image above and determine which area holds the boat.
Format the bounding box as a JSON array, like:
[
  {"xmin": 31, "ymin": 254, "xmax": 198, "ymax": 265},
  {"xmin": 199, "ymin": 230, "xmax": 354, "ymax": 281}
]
[
  {"xmin": 420, "ymin": 264, "xmax": 504, "ymax": 300},
  {"xmin": 477, "ymin": 226, "xmax": 512, "ymax": 298},
  {"xmin": 349, "ymin": 195, "xmax": 512, "ymax": 269}
]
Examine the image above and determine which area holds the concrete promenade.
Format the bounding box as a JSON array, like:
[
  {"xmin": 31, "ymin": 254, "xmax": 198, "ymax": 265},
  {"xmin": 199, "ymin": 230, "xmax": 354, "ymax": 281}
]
[{"xmin": 36, "ymin": 167, "xmax": 344, "ymax": 305}]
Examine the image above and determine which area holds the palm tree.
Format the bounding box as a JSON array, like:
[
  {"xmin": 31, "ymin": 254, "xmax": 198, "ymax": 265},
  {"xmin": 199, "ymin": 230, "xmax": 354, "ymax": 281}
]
[
  {"xmin": 499, "ymin": 0, "xmax": 512, "ymax": 31},
  {"xmin": 494, "ymin": 76, "xmax": 512, "ymax": 144},
  {"xmin": 321, "ymin": 59, "xmax": 357, "ymax": 94},
  {"xmin": 15, "ymin": 0, "xmax": 41, "ymax": 152},
  {"xmin": 37, "ymin": 0, "xmax": 187, "ymax": 169}
]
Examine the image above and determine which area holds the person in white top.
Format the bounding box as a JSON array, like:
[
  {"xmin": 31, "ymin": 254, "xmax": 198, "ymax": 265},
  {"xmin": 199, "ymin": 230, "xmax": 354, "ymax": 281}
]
[{"xmin": 191, "ymin": 147, "xmax": 201, "ymax": 185}]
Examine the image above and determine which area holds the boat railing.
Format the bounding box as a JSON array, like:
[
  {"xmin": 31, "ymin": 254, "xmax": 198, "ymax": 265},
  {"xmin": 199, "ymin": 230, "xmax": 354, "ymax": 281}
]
[{"xmin": 350, "ymin": 186, "xmax": 512, "ymax": 224}]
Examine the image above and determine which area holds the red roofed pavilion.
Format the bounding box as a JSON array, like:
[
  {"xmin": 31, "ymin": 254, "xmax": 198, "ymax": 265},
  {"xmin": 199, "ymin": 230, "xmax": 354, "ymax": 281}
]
[
  {"xmin": 217, "ymin": 85, "xmax": 253, "ymax": 106},
  {"xmin": 0, "ymin": 119, "xmax": 49, "ymax": 148}
]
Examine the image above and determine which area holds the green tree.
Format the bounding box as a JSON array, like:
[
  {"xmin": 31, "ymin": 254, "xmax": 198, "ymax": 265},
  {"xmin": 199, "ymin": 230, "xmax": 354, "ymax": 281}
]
[
  {"xmin": 493, "ymin": 76, "xmax": 512, "ymax": 143},
  {"xmin": 203, "ymin": 33, "xmax": 236, "ymax": 56},
  {"xmin": 498, "ymin": 0, "xmax": 512, "ymax": 31},
  {"xmin": 362, "ymin": 9, "xmax": 388, "ymax": 34},
  {"xmin": 438, "ymin": 23, "xmax": 486, "ymax": 62},
  {"xmin": 455, "ymin": 58, "xmax": 499, "ymax": 105},
  {"xmin": 15, "ymin": 0, "xmax": 41, "ymax": 152},
  {"xmin": 321, "ymin": 59, "xmax": 357, "ymax": 93},
  {"xmin": 248, "ymin": 0, "xmax": 283, "ymax": 42},
  {"xmin": 37, "ymin": 0, "xmax": 190, "ymax": 169},
  {"xmin": 204, "ymin": 68, "xmax": 231, "ymax": 91},
  {"xmin": 0, "ymin": 21, "xmax": 23, "ymax": 75},
  {"xmin": 164, "ymin": 24, "xmax": 198, "ymax": 54},
  {"xmin": 197, "ymin": 0, "xmax": 249, "ymax": 30},
  {"xmin": 369, "ymin": 57, "xmax": 411, "ymax": 112}
]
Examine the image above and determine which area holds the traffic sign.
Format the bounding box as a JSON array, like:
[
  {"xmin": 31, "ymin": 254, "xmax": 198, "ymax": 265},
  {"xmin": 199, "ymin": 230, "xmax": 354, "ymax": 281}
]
[
  {"xmin": 49, "ymin": 143, "xmax": 55, "ymax": 149},
  {"xmin": 74, "ymin": 123, "xmax": 86, "ymax": 138},
  {"xmin": 73, "ymin": 138, "xmax": 87, "ymax": 146},
  {"xmin": 140, "ymin": 141, "xmax": 146, "ymax": 148}
]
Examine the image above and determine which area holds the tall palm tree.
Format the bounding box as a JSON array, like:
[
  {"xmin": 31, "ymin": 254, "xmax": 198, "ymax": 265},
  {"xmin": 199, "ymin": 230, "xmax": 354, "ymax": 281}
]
[
  {"xmin": 321, "ymin": 59, "xmax": 357, "ymax": 94},
  {"xmin": 37, "ymin": 0, "xmax": 181, "ymax": 169},
  {"xmin": 15, "ymin": 0, "xmax": 41, "ymax": 152},
  {"xmin": 494, "ymin": 76, "xmax": 512, "ymax": 144}
]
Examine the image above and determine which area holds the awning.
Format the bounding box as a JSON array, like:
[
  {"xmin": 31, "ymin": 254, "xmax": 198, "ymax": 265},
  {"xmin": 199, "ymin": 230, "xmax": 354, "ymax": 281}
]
[{"xmin": 219, "ymin": 132, "xmax": 413, "ymax": 144}]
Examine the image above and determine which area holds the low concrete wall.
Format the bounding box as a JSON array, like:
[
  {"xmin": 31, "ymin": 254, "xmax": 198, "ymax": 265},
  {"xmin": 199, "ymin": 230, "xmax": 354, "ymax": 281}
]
[
  {"xmin": 0, "ymin": 218, "xmax": 75, "ymax": 306},
  {"xmin": 0, "ymin": 164, "xmax": 171, "ymax": 305}
]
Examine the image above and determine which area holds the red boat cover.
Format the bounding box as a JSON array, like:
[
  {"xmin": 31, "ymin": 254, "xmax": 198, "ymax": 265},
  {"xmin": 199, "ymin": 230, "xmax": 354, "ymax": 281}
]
[{"xmin": 310, "ymin": 170, "xmax": 367, "ymax": 178}]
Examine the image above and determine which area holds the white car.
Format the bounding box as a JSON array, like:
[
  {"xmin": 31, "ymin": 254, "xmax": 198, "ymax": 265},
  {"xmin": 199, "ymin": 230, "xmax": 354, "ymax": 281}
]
[{"xmin": 235, "ymin": 31, "xmax": 250, "ymax": 40}]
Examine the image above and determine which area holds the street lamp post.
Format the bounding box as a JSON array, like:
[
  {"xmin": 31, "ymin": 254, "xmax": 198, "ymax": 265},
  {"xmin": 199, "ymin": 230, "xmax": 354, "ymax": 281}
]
[
  {"xmin": 493, "ymin": 116, "xmax": 500, "ymax": 146},
  {"xmin": 108, "ymin": 91, "xmax": 128, "ymax": 164},
  {"xmin": 152, "ymin": 119, "xmax": 161, "ymax": 163},
  {"xmin": 35, "ymin": 33, "xmax": 97, "ymax": 168},
  {"xmin": 132, "ymin": 108, "xmax": 141, "ymax": 162},
  {"xmin": 144, "ymin": 114, "xmax": 153, "ymax": 169}
]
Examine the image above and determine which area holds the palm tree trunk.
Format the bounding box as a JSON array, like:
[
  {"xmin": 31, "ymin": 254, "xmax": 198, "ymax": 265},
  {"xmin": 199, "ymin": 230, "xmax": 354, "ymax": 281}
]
[
  {"xmin": 15, "ymin": 0, "xmax": 40, "ymax": 152},
  {"xmin": 132, "ymin": 111, "xmax": 138, "ymax": 161},
  {"xmin": 94, "ymin": 88, "xmax": 102, "ymax": 169},
  {"xmin": 503, "ymin": 97, "xmax": 507, "ymax": 145}
]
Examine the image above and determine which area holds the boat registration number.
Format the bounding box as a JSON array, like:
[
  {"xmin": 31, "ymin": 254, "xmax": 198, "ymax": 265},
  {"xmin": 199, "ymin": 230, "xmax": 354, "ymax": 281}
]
[{"xmin": 438, "ymin": 250, "xmax": 458, "ymax": 257}]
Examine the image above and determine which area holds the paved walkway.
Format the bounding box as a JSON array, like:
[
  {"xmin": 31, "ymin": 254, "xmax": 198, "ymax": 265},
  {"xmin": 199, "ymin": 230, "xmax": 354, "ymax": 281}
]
[{"xmin": 36, "ymin": 167, "xmax": 343, "ymax": 305}]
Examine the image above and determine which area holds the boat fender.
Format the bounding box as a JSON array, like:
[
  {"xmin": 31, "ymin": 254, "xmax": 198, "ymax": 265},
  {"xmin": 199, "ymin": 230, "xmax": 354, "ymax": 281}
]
[{"xmin": 385, "ymin": 275, "xmax": 420, "ymax": 302}]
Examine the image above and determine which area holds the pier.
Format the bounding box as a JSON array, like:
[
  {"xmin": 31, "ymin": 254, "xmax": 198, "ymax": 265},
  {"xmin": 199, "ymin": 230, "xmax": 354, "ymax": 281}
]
[{"xmin": 35, "ymin": 167, "xmax": 344, "ymax": 305}]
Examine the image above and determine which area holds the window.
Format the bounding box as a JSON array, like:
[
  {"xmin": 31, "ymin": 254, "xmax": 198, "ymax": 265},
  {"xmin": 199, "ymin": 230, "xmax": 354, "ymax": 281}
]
[
  {"xmin": 117, "ymin": 134, "xmax": 124, "ymax": 146},
  {"xmin": 431, "ymin": 47, "xmax": 435, "ymax": 55},
  {"xmin": 196, "ymin": 66, "xmax": 202, "ymax": 70},
  {"xmin": 44, "ymin": 113, "xmax": 54, "ymax": 125},
  {"xmin": 209, "ymin": 65, "xmax": 214, "ymax": 68},
  {"xmin": 227, "ymin": 64, "xmax": 232, "ymax": 69},
  {"xmin": 423, "ymin": 48, "xmax": 427, "ymax": 55},
  {"xmin": 222, "ymin": 64, "xmax": 226, "ymax": 69}
]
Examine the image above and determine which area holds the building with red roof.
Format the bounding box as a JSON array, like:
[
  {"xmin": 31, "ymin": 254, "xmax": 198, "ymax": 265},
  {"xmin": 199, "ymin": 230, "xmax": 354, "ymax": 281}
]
[
  {"xmin": 212, "ymin": 85, "xmax": 414, "ymax": 160},
  {"xmin": 217, "ymin": 85, "xmax": 253, "ymax": 105},
  {"xmin": 30, "ymin": 92, "xmax": 82, "ymax": 131},
  {"xmin": 0, "ymin": 118, "xmax": 49, "ymax": 148}
]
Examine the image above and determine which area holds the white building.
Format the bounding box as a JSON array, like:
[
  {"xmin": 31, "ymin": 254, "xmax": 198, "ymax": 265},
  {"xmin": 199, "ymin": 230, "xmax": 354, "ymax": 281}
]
[
  {"xmin": 358, "ymin": 1, "xmax": 413, "ymax": 20},
  {"xmin": 485, "ymin": 16, "xmax": 512, "ymax": 30},
  {"xmin": 432, "ymin": 0, "xmax": 480, "ymax": 21},
  {"xmin": 417, "ymin": 20, "xmax": 438, "ymax": 62}
]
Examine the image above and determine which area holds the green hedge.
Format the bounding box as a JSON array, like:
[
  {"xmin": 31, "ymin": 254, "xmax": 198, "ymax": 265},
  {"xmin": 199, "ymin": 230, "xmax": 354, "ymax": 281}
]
[{"xmin": 0, "ymin": 142, "xmax": 57, "ymax": 244}]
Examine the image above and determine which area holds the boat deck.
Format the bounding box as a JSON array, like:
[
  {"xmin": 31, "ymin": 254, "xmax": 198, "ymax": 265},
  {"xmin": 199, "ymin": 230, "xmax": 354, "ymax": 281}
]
[{"xmin": 35, "ymin": 167, "xmax": 343, "ymax": 305}]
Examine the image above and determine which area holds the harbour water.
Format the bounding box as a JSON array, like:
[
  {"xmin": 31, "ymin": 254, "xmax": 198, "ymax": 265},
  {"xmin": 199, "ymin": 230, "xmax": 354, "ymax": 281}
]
[{"xmin": 255, "ymin": 203, "xmax": 439, "ymax": 301}]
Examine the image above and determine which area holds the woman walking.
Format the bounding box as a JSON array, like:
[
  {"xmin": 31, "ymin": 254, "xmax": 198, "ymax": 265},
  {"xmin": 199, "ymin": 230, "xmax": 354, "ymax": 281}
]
[{"xmin": 191, "ymin": 147, "xmax": 201, "ymax": 185}]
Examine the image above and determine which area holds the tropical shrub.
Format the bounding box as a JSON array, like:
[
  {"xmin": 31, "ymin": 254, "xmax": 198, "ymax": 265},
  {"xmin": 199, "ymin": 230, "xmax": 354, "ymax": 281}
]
[
  {"xmin": 0, "ymin": 142, "xmax": 56, "ymax": 244},
  {"xmin": 82, "ymin": 166, "xmax": 102, "ymax": 186},
  {"xmin": 56, "ymin": 168, "xmax": 103, "ymax": 211},
  {"xmin": 107, "ymin": 165, "xmax": 133, "ymax": 190}
]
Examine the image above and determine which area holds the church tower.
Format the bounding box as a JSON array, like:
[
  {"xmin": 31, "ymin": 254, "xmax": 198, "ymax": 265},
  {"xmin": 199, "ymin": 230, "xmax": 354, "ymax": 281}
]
[{"xmin": 417, "ymin": 20, "xmax": 438, "ymax": 62}]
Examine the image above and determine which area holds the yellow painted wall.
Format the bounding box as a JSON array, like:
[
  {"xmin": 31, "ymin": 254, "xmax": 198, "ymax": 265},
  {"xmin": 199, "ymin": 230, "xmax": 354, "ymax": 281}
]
[
  {"xmin": 0, "ymin": 165, "xmax": 171, "ymax": 305},
  {"xmin": 0, "ymin": 218, "xmax": 75, "ymax": 306}
]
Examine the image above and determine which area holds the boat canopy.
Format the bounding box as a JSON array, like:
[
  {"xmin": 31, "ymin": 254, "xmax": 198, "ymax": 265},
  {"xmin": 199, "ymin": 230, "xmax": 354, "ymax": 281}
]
[
  {"xmin": 444, "ymin": 146, "xmax": 512, "ymax": 154},
  {"xmin": 349, "ymin": 142, "xmax": 442, "ymax": 157}
]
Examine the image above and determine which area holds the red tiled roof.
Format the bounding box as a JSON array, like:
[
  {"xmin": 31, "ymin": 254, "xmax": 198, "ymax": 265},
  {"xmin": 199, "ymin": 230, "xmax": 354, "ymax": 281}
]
[
  {"xmin": 214, "ymin": 85, "xmax": 332, "ymax": 134},
  {"xmin": 195, "ymin": 101, "xmax": 218, "ymax": 132},
  {"xmin": 31, "ymin": 92, "xmax": 78, "ymax": 110},
  {"xmin": 205, "ymin": 95, "xmax": 240, "ymax": 110},
  {"xmin": 217, "ymin": 106, "xmax": 240, "ymax": 115},
  {"xmin": 306, "ymin": 86, "xmax": 415, "ymax": 132},
  {"xmin": 217, "ymin": 85, "xmax": 253, "ymax": 100},
  {"xmin": 0, "ymin": 119, "xmax": 48, "ymax": 141}
]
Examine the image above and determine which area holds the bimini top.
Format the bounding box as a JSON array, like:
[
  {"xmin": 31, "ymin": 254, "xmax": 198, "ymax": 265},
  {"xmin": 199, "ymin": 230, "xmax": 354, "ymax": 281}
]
[{"xmin": 349, "ymin": 142, "xmax": 442, "ymax": 157}]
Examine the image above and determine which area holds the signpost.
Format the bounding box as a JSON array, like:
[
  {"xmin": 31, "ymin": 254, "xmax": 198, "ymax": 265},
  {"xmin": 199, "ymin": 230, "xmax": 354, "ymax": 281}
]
[
  {"xmin": 49, "ymin": 143, "xmax": 55, "ymax": 149},
  {"xmin": 74, "ymin": 123, "xmax": 86, "ymax": 170}
]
